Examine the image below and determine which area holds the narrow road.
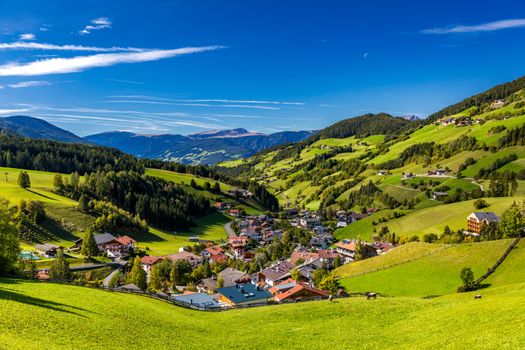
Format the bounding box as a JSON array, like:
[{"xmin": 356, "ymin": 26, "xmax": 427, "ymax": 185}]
[
  {"xmin": 103, "ymin": 269, "xmax": 119, "ymax": 287},
  {"xmin": 224, "ymin": 220, "xmax": 236, "ymax": 236}
]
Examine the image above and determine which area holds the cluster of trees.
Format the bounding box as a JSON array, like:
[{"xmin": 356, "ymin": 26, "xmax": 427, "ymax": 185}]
[
  {"xmin": 311, "ymin": 113, "xmax": 415, "ymax": 141},
  {"xmin": 339, "ymin": 181, "xmax": 399, "ymax": 211},
  {"xmin": 380, "ymin": 136, "xmax": 478, "ymax": 170},
  {"xmin": 0, "ymin": 197, "xmax": 20, "ymax": 276},
  {"xmin": 476, "ymin": 154, "xmax": 518, "ymax": 178},
  {"xmin": 0, "ymin": 134, "xmax": 142, "ymax": 174},
  {"xmin": 498, "ymin": 121, "xmax": 525, "ymax": 148},
  {"xmin": 87, "ymin": 199, "xmax": 148, "ymax": 233},
  {"xmin": 488, "ymin": 172, "xmax": 518, "ymax": 197},
  {"xmin": 427, "ymin": 75, "xmax": 525, "ymax": 123},
  {"xmin": 57, "ymin": 170, "xmax": 210, "ymax": 231}
]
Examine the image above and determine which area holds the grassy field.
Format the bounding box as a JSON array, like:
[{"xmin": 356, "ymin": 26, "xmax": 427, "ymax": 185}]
[
  {"xmin": 338, "ymin": 239, "xmax": 513, "ymax": 297},
  {"xmin": 0, "ymin": 166, "xmax": 233, "ymax": 256},
  {"xmin": 334, "ymin": 243, "xmax": 450, "ymax": 278},
  {"xmin": 1, "ymin": 277, "xmax": 525, "ymax": 349},
  {"xmin": 335, "ymin": 197, "xmax": 516, "ymax": 240}
]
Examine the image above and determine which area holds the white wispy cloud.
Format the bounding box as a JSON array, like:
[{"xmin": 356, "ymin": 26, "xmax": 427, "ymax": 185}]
[
  {"xmin": 0, "ymin": 42, "xmax": 144, "ymax": 52},
  {"xmin": 105, "ymin": 100, "xmax": 280, "ymax": 110},
  {"xmin": 39, "ymin": 24, "xmax": 52, "ymax": 32},
  {"xmin": 0, "ymin": 108, "xmax": 32, "ymax": 114},
  {"xmin": 7, "ymin": 80, "xmax": 52, "ymax": 88},
  {"xmin": 79, "ymin": 17, "xmax": 112, "ymax": 35},
  {"xmin": 19, "ymin": 33, "xmax": 35, "ymax": 40},
  {"xmin": 110, "ymin": 95, "xmax": 305, "ymax": 105},
  {"xmin": 105, "ymin": 78, "xmax": 145, "ymax": 85},
  {"xmin": 0, "ymin": 46, "xmax": 224, "ymax": 76},
  {"xmin": 422, "ymin": 18, "xmax": 525, "ymax": 34}
]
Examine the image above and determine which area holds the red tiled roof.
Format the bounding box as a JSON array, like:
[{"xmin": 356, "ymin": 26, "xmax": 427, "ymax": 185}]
[
  {"xmin": 140, "ymin": 256, "xmax": 161, "ymax": 265},
  {"xmin": 318, "ymin": 249, "xmax": 338, "ymax": 259},
  {"xmin": 336, "ymin": 241, "xmax": 357, "ymax": 251},
  {"xmin": 115, "ymin": 235, "xmax": 136, "ymax": 245},
  {"xmin": 273, "ymin": 281, "xmax": 330, "ymax": 301},
  {"xmin": 165, "ymin": 251, "xmax": 201, "ymax": 263},
  {"xmin": 205, "ymin": 246, "xmax": 225, "ymax": 256},
  {"xmin": 290, "ymin": 251, "xmax": 319, "ymax": 265}
]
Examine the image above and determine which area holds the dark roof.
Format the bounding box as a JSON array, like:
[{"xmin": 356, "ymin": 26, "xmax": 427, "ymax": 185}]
[
  {"xmin": 220, "ymin": 267, "xmax": 251, "ymax": 287},
  {"xmin": 259, "ymin": 261, "xmax": 294, "ymax": 281},
  {"xmin": 94, "ymin": 233, "xmax": 117, "ymax": 245},
  {"xmin": 35, "ymin": 243, "xmax": 60, "ymax": 252},
  {"xmin": 172, "ymin": 293, "xmax": 220, "ymax": 308},
  {"xmin": 470, "ymin": 212, "xmax": 499, "ymax": 223},
  {"xmin": 217, "ymin": 283, "xmax": 271, "ymax": 304}
]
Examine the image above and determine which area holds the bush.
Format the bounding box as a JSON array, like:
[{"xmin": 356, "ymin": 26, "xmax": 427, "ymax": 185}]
[{"xmin": 474, "ymin": 199, "xmax": 489, "ymax": 210}]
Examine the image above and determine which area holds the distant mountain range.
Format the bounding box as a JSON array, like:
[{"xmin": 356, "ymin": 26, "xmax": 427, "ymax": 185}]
[
  {"xmin": 85, "ymin": 129, "xmax": 316, "ymax": 164},
  {"xmin": 0, "ymin": 115, "xmax": 315, "ymax": 164},
  {"xmin": 0, "ymin": 116, "xmax": 88, "ymax": 144}
]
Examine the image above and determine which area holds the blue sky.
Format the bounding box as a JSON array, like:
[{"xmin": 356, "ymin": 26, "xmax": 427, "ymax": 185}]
[{"xmin": 0, "ymin": 0, "xmax": 525, "ymax": 136}]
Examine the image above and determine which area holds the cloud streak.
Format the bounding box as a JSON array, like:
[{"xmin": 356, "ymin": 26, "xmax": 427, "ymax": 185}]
[
  {"xmin": 110, "ymin": 94, "xmax": 305, "ymax": 105},
  {"xmin": 7, "ymin": 80, "xmax": 52, "ymax": 88},
  {"xmin": 0, "ymin": 46, "xmax": 224, "ymax": 76},
  {"xmin": 0, "ymin": 42, "xmax": 144, "ymax": 52},
  {"xmin": 79, "ymin": 17, "xmax": 112, "ymax": 35},
  {"xmin": 19, "ymin": 33, "xmax": 35, "ymax": 40},
  {"xmin": 422, "ymin": 18, "xmax": 525, "ymax": 34}
]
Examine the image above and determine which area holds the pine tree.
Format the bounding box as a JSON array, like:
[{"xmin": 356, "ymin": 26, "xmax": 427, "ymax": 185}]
[
  {"xmin": 148, "ymin": 263, "xmax": 164, "ymax": 291},
  {"xmin": 81, "ymin": 228, "xmax": 99, "ymax": 260},
  {"xmin": 69, "ymin": 172, "xmax": 80, "ymax": 189},
  {"xmin": 0, "ymin": 198, "xmax": 20, "ymax": 275},
  {"xmin": 78, "ymin": 194, "xmax": 89, "ymax": 212},
  {"xmin": 130, "ymin": 256, "xmax": 147, "ymax": 291},
  {"xmin": 17, "ymin": 171, "xmax": 30, "ymax": 189},
  {"xmin": 53, "ymin": 173, "xmax": 64, "ymax": 191}
]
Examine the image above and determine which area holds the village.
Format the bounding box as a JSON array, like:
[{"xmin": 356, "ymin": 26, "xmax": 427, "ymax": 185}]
[{"xmin": 26, "ymin": 199, "xmax": 502, "ymax": 311}]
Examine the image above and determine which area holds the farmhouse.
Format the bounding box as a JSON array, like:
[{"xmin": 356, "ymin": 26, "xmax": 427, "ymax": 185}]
[
  {"xmin": 289, "ymin": 251, "xmax": 319, "ymax": 265},
  {"xmin": 140, "ymin": 256, "xmax": 162, "ymax": 275},
  {"xmin": 35, "ymin": 243, "xmax": 62, "ymax": 258},
  {"xmin": 335, "ymin": 240, "xmax": 357, "ymax": 261},
  {"xmin": 256, "ymin": 260, "xmax": 294, "ymax": 287},
  {"xmin": 165, "ymin": 251, "xmax": 202, "ymax": 267},
  {"xmin": 217, "ymin": 283, "xmax": 272, "ymax": 307},
  {"xmin": 198, "ymin": 267, "xmax": 251, "ymax": 292},
  {"xmin": 201, "ymin": 245, "xmax": 228, "ymax": 263},
  {"xmin": 269, "ymin": 278, "xmax": 330, "ymax": 302},
  {"xmin": 467, "ymin": 212, "xmax": 499, "ymax": 234}
]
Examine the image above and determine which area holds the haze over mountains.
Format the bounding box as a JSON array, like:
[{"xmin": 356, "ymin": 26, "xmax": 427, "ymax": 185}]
[{"xmin": 0, "ymin": 115, "xmax": 315, "ymax": 164}]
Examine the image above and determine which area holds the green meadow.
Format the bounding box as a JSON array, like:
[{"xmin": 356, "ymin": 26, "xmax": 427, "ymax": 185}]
[
  {"xmin": 337, "ymin": 239, "xmax": 513, "ymax": 297},
  {"xmin": 0, "ymin": 167, "xmax": 237, "ymax": 255}
]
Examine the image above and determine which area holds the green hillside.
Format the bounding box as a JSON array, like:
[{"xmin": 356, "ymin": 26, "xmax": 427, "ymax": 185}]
[
  {"xmin": 337, "ymin": 239, "xmax": 513, "ymax": 297},
  {"xmin": 0, "ymin": 166, "xmax": 240, "ymax": 256},
  {"xmin": 335, "ymin": 197, "xmax": 516, "ymax": 241},
  {"xmin": 1, "ymin": 277, "xmax": 525, "ymax": 349}
]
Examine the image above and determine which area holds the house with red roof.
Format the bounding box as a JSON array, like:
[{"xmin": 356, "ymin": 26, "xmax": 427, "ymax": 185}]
[
  {"xmin": 165, "ymin": 251, "xmax": 202, "ymax": 267},
  {"xmin": 140, "ymin": 255, "xmax": 162, "ymax": 275},
  {"xmin": 289, "ymin": 251, "xmax": 319, "ymax": 265},
  {"xmin": 269, "ymin": 278, "xmax": 330, "ymax": 302},
  {"xmin": 202, "ymin": 245, "xmax": 228, "ymax": 263}
]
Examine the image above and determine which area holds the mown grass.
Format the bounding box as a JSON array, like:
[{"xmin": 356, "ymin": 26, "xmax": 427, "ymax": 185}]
[
  {"xmin": 335, "ymin": 242, "xmax": 450, "ymax": 277},
  {"xmin": 339, "ymin": 239, "xmax": 513, "ymax": 297},
  {"xmin": 1, "ymin": 277, "xmax": 525, "ymax": 349},
  {"xmin": 382, "ymin": 197, "xmax": 515, "ymax": 237}
]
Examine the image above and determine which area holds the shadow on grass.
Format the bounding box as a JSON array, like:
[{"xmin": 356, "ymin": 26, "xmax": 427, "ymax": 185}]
[
  {"xmin": 27, "ymin": 189, "xmax": 57, "ymax": 201},
  {"xmin": 0, "ymin": 285, "xmax": 88, "ymax": 317}
]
